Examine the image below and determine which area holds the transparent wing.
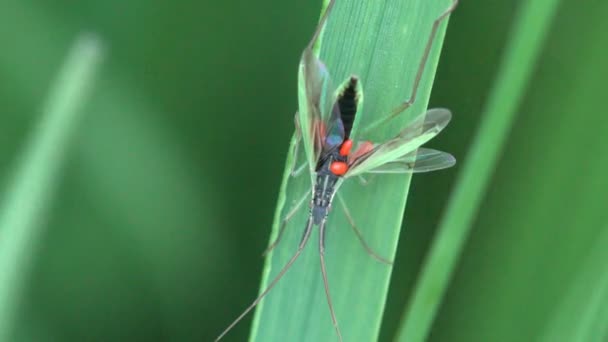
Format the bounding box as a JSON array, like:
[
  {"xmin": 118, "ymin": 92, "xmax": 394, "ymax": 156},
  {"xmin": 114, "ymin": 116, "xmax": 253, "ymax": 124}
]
[
  {"xmin": 365, "ymin": 148, "xmax": 455, "ymax": 173},
  {"xmin": 296, "ymin": 2, "xmax": 340, "ymax": 173},
  {"xmin": 325, "ymin": 76, "xmax": 361, "ymax": 147},
  {"xmin": 345, "ymin": 108, "xmax": 452, "ymax": 177},
  {"xmin": 323, "ymin": 95, "xmax": 345, "ymax": 151},
  {"xmin": 297, "ymin": 50, "xmax": 325, "ymax": 172},
  {"xmin": 298, "ymin": 50, "xmax": 346, "ymax": 173}
]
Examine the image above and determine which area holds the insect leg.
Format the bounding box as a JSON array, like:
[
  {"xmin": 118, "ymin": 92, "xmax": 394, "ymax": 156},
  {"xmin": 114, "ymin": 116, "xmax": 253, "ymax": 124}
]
[
  {"xmin": 319, "ymin": 220, "xmax": 344, "ymax": 342},
  {"xmin": 215, "ymin": 218, "xmax": 315, "ymax": 342},
  {"xmin": 336, "ymin": 193, "xmax": 393, "ymax": 265},
  {"xmin": 263, "ymin": 191, "xmax": 310, "ymax": 256},
  {"xmin": 362, "ymin": 0, "xmax": 459, "ymax": 135}
]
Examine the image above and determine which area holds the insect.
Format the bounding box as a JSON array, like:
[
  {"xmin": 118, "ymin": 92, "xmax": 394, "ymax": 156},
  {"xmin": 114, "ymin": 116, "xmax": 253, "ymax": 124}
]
[{"xmin": 216, "ymin": 0, "xmax": 458, "ymax": 341}]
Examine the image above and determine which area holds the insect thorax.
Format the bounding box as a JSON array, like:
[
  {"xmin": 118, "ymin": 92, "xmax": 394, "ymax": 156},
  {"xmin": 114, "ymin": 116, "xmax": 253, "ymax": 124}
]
[{"xmin": 312, "ymin": 154, "xmax": 342, "ymax": 224}]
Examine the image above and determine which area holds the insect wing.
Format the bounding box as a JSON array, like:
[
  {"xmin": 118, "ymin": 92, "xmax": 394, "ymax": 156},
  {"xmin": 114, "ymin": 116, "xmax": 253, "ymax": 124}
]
[
  {"xmin": 298, "ymin": 49, "xmax": 343, "ymax": 171},
  {"xmin": 297, "ymin": 51, "xmax": 322, "ymax": 172},
  {"xmin": 345, "ymin": 108, "xmax": 451, "ymax": 177},
  {"xmin": 365, "ymin": 148, "xmax": 455, "ymax": 173},
  {"xmin": 324, "ymin": 102, "xmax": 346, "ymax": 150},
  {"xmin": 325, "ymin": 76, "xmax": 362, "ymax": 149}
]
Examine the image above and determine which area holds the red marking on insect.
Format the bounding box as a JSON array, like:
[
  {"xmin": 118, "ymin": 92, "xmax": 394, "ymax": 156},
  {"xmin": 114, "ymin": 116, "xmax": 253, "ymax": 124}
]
[
  {"xmin": 330, "ymin": 161, "xmax": 348, "ymax": 176},
  {"xmin": 339, "ymin": 139, "xmax": 353, "ymax": 156},
  {"xmin": 349, "ymin": 141, "xmax": 374, "ymax": 162},
  {"xmin": 317, "ymin": 120, "xmax": 326, "ymax": 139}
]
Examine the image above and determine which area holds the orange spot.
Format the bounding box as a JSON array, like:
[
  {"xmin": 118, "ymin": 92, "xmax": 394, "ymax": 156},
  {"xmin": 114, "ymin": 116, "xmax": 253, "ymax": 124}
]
[
  {"xmin": 330, "ymin": 161, "xmax": 348, "ymax": 176},
  {"xmin": 339, "ymin": 139, "xmax": 353, "ymax": 156},
  {"xmin": 350, "ymin": 141, "xmax": 374, "ymax": 162},
  {"xmin": 317, "ymin": 121, "xmax": 326, "ymax": 138}
]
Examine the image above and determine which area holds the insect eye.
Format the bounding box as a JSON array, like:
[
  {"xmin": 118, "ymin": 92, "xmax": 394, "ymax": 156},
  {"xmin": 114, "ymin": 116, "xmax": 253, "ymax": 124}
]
[{"xmin": 329, "ymin": 161, "xmax": 348, "ymax": 176}]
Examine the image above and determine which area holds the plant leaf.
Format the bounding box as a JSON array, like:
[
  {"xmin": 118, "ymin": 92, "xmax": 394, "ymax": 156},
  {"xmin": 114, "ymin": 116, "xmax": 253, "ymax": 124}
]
[
  {"xmin": 0, "ymin": 34, "xmax": 103, "ymax": 340},
  {"xmin": 245, "ymin": 1, "xmax": 456, "ymax": 341}
]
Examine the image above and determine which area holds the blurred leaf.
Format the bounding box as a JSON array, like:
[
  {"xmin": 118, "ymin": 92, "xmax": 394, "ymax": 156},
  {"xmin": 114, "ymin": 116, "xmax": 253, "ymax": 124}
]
[
  {"xmin": 396, "ymin": 0, "xmax": 561, "ymax": 341},
  {"xmin": 417, "ymin": 1, "xmax": 608, "ymax": 341},
  {"xmin": 539, "ymin": 226, "xmax": 608, "ymax": 342},
  {"xmin": 3, "ymin": 0, "xmax": 606, "ymax": 341},
  {"xmin": 20, "ymin": 80, "xmax": 223, "ymax": 341},
  {"xmin": 0, "ymin": 34, "xmax": 104, "ymax": 340}
]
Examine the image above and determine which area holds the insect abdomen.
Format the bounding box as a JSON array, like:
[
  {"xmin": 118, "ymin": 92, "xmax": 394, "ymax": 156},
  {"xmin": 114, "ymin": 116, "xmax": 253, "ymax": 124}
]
[{"xmin": 338, "ymin": 77, "xmax": 359, "ymax": 138}]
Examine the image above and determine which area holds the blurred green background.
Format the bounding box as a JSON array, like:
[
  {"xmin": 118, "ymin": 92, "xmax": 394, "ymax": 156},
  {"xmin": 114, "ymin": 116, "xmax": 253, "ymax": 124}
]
[{"xmin": 1, "ymin": 0, "xmax": 607, "ymax": 341}]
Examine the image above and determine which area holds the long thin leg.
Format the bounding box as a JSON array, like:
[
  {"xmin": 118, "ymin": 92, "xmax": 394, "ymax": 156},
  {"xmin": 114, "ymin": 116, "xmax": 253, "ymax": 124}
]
[
  {"xmin": 337, "ymin": 193, "xmax": 393, "ymax": 265},
  {"xmin": 363, "ymin": 0, "xmax": 459, "ymax": 134},
  {"xmin": 215, "ymin": 218, "xmax": 315, "ymax": 342},
  {"xmin": 319, "ymin": 220, "xmax": 344, "ymax": 342},
  {"xmin": 263, "ymin": 191, "xmax": 310, "ymax": 256}
]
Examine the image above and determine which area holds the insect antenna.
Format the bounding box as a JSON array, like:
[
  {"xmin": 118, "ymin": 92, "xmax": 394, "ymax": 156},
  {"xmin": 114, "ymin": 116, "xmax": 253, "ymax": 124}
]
[
  {"xmin": 319, "ymin": 220, "xmax": 344, "ymax": 342},
  {"xmin": 215, "ymin": 218, "xmax": 315, "ymax": 341}
]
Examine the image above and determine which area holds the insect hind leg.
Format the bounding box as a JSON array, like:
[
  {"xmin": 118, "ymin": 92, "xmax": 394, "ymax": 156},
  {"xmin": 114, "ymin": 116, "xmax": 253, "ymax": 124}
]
[
  {"xmin": 215, "ymin": 219, "xmax": 314, "ymax": 341},
  {"xmin": 336, "ymin": 193, "xmax": 393, "ymax": 265},
  {"xmin": 319, "ymin": 220, "xmax": 344, "ymax": 342},
  {"xmin": 361, "ymin": 0, "xmax": 459, "ymax": 136}
]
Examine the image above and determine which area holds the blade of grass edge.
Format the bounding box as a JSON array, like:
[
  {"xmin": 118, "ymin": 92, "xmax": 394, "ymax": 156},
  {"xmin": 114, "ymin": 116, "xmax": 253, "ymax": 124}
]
[
  {"xmin": 396, "ymin": 0, "xmax": 562, "ymax": 341},
  {"xmin": 0, "ymin": 34, "xmax": 104, "ymax": 340}
]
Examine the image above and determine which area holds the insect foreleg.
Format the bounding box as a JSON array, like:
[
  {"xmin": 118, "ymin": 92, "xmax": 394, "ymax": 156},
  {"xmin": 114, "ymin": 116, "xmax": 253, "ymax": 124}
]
[{"xmin": 362, "ymin": 0, "xmax": 459, "ymax": 135}]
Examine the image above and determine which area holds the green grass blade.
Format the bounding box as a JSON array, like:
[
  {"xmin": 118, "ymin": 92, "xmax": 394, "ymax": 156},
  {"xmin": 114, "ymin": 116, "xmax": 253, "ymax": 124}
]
[
  {"xmin": 426, "ymin": 1, "xmax": 608, "ymax": 339},
  {"xmin": 0, "ymin": 34, "xmax": 103, "ymax": 339},
  {"xmin": 538, "ymin": 224, "xmax": 608, "ymax": 342},
  {"xmin": 243, "ymin": 1, "xmax": 455, "ymax": 341},
  {"xmin": 396, "ymin": 0, "xmax": 561, "ymax": 341}
]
